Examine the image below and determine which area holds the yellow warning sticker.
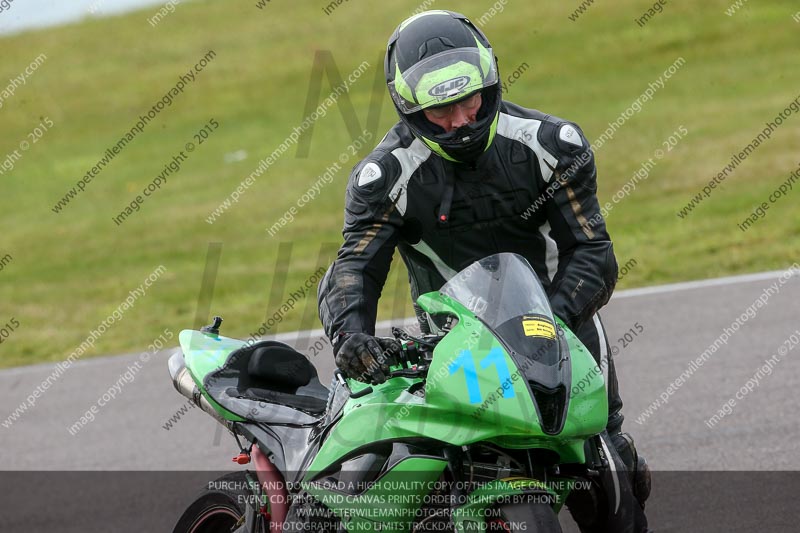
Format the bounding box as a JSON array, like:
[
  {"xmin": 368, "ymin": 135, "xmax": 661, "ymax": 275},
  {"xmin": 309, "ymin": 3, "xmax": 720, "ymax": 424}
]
[{"xmin": 522, "ymin": 317, "xmax": 556, "ymax": 339}]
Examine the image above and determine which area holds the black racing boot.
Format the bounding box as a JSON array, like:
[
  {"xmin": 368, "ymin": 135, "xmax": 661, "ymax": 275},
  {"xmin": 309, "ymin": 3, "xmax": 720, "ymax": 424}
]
[{"xmin": 613, "ymin": 432, "xmax": 651, "ymax": 508}]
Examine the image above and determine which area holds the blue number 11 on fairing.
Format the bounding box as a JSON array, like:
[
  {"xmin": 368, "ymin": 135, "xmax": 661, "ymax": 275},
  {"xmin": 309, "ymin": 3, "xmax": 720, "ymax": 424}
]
[{"xmin": 448, "ymin": 347, "xmax": 516, "ymax": 404}]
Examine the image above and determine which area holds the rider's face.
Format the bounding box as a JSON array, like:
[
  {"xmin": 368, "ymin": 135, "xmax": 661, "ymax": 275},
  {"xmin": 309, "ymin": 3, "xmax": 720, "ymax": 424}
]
[{"xmin": 423, "ymin": 93, "xmax": 482, "ymax": 133}]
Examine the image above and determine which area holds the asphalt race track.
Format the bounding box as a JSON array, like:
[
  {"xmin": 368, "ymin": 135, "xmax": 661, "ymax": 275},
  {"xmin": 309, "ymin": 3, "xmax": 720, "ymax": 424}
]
[{"xmin": 1, "ymin": 269, "xmax": 798, "ymax": 531}]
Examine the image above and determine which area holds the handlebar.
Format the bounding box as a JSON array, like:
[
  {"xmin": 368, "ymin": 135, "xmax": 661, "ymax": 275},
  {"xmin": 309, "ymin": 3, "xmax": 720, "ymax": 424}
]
[
  {"xmin": 349, "ymin": 385, "xmax": 373, "ymax": 399},
  {"xmin": 339, "ymin": 326, "xmax": 443, "ymax": 399},
  {"xmin": 347, "ymin": 364, "xmax": 431, "ymax": 398},
  {"xmin": 387, "ymin": 367, "xmax": 429, "ymax": 379}
]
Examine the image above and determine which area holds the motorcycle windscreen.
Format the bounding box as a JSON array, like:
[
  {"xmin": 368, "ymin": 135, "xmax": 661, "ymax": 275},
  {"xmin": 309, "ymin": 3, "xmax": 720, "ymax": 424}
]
[
  {"xmin": 440, "ymin": 254, "xmax": 560, "ymax": 362},
  {"xmin": 440, "ymin": 253, "xmax": 570, "ymax": 433}
]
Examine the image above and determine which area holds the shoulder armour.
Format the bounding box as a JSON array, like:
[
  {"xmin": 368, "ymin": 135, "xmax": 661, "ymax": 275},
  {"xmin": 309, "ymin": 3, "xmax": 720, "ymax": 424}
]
[
  {"xmin": 536, "ymin": 115, "xmax": 594, "ymax": 178},
  {"xmin": 344, "ymin": 149, "xmax": 402, "ymax": 222}
]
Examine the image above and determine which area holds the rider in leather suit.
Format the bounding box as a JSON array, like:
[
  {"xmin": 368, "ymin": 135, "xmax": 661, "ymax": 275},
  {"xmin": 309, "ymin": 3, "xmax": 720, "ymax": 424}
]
[{"xmin": 317, "ymin": 10, "xmax": 651, "ymax": 532}]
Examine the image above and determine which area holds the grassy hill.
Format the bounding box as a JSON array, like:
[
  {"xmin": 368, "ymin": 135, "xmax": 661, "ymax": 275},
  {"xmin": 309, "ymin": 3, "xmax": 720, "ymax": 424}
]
[{"xmin": 1, "ymin": 0, "xmax": 798, "ymax": 367}]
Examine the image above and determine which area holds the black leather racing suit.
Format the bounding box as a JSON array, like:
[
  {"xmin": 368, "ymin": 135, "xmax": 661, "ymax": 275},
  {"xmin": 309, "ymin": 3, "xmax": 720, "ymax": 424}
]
[{"xmin": 318, "ymin": 100, "xmax": 648, "ymax": 531}]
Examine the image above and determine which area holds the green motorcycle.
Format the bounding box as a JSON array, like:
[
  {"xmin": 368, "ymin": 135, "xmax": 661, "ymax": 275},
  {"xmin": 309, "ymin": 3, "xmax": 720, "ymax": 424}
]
[{"xmin": 169, "ymin": 253, "xmax": 613, "ymax": 532}]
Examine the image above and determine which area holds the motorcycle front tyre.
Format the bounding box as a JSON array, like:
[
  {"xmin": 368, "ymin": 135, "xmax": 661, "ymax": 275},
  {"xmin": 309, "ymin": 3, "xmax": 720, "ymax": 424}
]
[{"xmin": 487, "ymin": 500, "xmax": 563, "ymax": 533}]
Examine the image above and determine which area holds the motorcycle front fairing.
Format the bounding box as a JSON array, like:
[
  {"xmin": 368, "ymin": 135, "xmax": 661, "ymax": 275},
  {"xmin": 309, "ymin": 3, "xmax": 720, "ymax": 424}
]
[
  {"xmin": 438, "ymin": 253, "xmax": 574, "ymax": 435},
  {"xmin": 424, "ymin": 253, "xmax": 608, "ymax": 457},
  {"xmin": 308, "ymin": 254, "xmax": 607, "ymax": 470}
]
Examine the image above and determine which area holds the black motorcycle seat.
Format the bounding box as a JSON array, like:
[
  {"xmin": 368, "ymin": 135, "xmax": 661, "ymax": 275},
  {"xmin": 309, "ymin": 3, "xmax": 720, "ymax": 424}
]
[
  {"xmin": 247, "ymin": 342, "xmax": 316, "ymax": 388},
  {"xmin": 208, "ymin": 340, "xmax": 330, "ymax": 419},
  {"xmin": 238, "ymin": 387, "xmax": 328, "ymax": 414}
]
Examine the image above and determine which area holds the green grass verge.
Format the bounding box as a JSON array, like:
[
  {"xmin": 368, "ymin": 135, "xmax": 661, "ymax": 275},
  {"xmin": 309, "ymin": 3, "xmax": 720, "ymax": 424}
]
[{"xmin": 0, "ymin": 0, "xmax": 798, "ymax": 368}]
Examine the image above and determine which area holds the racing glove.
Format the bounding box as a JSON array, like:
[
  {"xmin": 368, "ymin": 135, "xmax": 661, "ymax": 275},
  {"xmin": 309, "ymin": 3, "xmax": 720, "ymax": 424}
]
[{"xmin": 335, "ymin": 333, "xmax": 401, "ymax": 385}]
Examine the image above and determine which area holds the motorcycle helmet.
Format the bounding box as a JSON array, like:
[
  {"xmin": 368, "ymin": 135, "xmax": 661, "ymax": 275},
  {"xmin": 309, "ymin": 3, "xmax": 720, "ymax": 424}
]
[{"xmin": 385, "ymin": 10, "xmax": 502, "ymax": 163}]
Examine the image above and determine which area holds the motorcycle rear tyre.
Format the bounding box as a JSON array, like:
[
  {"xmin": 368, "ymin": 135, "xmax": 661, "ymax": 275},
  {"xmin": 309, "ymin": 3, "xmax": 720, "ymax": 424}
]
[{"xmin": 172, "ymin": 471, "xmax": 264, "ymax": 533}]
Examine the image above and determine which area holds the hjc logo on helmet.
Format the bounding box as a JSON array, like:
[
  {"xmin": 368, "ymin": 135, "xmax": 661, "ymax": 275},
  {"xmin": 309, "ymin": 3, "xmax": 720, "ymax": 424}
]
[{"xmin": 428, "ymin": 76, "xmax": 471, "ymax": 98}]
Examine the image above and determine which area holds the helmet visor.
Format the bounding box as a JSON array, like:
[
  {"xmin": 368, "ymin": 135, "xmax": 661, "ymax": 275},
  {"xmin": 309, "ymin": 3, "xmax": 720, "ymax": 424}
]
[{"xmin": 388, "ymin": 48, "xmax": 498, "ymax": 114}]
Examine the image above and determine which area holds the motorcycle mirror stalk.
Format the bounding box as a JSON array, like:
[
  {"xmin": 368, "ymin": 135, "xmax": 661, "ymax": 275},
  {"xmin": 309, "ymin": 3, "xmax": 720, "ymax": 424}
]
[
  {"xmin": 391, "ymin": 326, "xmax": 441, "ymax": 348},
  {"xmin": 201, "ymin": 315, "xmax": 224, "ymax": 336}
]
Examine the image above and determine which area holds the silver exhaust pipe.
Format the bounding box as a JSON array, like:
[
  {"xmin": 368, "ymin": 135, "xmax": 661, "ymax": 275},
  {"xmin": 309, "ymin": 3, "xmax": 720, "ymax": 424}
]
[{"xmin": 168, "ymin": 351, "xmax": 230, "ymax": 428}]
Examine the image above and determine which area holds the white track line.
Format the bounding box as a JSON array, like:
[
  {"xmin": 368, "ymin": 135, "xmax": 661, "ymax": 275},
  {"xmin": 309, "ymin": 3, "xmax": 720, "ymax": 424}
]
[
  {"xmin": 2, "ymin": 267, "xmax": 797, "ymax": 375},
  {"xmin": 611, "ymin": 268, "xmax": 798, "ymax": 299}
]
